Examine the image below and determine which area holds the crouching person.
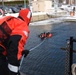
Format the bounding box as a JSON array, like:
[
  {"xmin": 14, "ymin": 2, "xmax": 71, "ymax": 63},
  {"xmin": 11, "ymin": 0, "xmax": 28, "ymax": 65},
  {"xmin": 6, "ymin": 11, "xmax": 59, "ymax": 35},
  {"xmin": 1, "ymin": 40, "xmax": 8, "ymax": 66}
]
[{"xmin": 0, "ymin": 8, "xmax": 32, "ymax": 75}]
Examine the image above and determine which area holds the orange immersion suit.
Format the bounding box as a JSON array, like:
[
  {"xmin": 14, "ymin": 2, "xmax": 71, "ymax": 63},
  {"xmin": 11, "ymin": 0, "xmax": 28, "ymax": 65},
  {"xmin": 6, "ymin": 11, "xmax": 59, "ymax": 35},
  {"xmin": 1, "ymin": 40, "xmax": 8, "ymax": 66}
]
[{"xmin": 0, "ymin": 8, "xmax": 32, "ymax": 75}]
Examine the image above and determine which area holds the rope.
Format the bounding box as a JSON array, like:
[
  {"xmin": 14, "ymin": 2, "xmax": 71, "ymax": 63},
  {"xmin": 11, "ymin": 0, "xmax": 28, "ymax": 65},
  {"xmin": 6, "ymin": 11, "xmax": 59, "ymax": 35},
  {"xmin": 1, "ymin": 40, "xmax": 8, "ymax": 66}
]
[
  {"xmin": 19, "ymin": 38, "xmax": 46, "ymax": 70},
  {"xmin": 29, "ymin": 38, "xmax": 46, "ymax": 51}
]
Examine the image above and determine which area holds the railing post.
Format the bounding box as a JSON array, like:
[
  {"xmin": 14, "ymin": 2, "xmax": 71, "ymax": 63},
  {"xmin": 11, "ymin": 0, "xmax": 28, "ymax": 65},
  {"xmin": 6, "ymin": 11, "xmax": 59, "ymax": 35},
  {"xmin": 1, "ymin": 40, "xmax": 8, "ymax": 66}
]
[{"xmin": 69, "ymin": 37, "xmax": 73, "ymax": 75}]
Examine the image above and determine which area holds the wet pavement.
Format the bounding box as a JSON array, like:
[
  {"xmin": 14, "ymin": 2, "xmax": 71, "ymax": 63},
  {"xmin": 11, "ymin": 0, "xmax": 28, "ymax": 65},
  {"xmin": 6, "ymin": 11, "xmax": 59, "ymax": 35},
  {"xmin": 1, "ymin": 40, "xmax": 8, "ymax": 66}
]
[{"xmin": 20, "ymin": 22, "xmax": 76, "ymax": 75}]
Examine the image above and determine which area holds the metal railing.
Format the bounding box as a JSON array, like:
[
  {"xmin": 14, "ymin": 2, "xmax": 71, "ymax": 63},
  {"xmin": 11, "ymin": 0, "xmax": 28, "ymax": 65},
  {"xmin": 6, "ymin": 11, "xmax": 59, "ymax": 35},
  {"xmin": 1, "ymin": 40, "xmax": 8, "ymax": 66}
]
[{"xmin": 61, "ymin": 37, "xmax": 76, "ymax": 75}]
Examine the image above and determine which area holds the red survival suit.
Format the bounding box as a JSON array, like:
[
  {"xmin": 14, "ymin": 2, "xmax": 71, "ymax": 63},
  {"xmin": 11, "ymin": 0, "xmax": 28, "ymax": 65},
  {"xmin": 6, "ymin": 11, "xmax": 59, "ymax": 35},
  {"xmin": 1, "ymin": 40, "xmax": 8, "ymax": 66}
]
[{"xmin": 0, "ymin": 8, "xmax": 31, "ymax": 75}]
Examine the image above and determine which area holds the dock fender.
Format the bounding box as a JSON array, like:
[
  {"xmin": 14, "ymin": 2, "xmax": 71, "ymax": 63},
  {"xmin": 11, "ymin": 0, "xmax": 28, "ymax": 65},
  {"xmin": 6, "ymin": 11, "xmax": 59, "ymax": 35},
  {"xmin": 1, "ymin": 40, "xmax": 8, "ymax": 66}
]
[{"xmin": 71, "ymin": 64, "xmax": 76, "ymax": 75}]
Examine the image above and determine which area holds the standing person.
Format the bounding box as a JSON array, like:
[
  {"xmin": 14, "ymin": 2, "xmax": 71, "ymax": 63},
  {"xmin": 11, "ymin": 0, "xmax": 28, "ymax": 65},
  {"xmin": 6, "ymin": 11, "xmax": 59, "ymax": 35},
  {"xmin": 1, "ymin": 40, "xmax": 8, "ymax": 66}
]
[{"xmin": 0, "ymin": 8, "xmax": 32, "ymax": 75}]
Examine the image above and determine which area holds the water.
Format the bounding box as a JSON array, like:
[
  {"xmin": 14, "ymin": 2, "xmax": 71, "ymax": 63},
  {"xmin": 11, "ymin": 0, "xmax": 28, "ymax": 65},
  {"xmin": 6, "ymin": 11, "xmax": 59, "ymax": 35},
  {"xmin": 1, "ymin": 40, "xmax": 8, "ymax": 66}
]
[{"xmin": 20, "ymin": 22, "xmax": 76, "ymax": 75}]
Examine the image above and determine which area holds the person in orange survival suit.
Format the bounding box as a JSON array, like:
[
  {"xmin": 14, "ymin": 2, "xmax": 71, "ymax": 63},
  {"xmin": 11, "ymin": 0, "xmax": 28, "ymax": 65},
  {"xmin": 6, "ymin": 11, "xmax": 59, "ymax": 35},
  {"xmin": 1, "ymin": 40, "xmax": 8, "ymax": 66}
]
[{"xmin": 0, "ymin": 8, "xmax": 32, "ymax": 75}]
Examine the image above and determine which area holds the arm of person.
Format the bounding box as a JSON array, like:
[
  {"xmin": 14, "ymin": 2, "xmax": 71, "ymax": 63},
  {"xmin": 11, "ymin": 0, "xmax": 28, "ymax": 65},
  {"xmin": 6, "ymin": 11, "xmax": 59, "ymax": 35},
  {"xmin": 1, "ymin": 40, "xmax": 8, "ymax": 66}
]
[{"xmin": 7, "ymin": 29, "xmax": 29, "ymax": 75}]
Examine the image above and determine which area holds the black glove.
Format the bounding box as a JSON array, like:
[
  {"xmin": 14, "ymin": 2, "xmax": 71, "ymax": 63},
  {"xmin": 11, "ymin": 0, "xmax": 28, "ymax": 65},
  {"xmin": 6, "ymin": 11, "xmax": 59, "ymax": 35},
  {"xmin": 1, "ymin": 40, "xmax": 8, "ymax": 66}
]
[{"xmin": 22, "ymin": 50, "xmax": 29, "ymax": 57}]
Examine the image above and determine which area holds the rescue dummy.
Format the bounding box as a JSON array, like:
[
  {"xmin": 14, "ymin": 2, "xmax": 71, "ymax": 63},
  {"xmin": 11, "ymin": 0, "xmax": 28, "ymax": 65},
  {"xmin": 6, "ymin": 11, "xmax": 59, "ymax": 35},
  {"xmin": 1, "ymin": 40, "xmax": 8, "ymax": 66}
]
[
  {"xmin": 0, "ymin": 8, "xmax": 32, "ymax": 75},
  {"xmin": 39, "ymin": 32, "xmax": 52, "ymax": 40}
]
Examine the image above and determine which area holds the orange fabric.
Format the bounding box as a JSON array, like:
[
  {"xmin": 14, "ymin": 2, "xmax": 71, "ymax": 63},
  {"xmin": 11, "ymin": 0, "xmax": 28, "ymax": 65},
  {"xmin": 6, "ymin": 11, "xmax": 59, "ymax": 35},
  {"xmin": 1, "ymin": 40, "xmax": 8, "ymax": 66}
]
[
  {"xmin": 0, "ymin": 16, "xmax": 14, "ymax": 25},
  {"xmin": 17, "ymin": 34, "xmax": 27, "ymax": 60},
  {"xmin": 19, "ymin": 8, "xmax": 32, "ymax": 25},
  {"xmin": 0, "ymin": 16, "xmax": 30, "ymax": 60},
  {"xmin": 7, "ymin": 17, "xmax": 29, "ymax": 60},
  {"xmin": 47, "ymin": 34, "xmax": 52, "ymax": 38},
  {"xmin": 41, "ymin": 33, "xmax": 46, "ymax": 37}
]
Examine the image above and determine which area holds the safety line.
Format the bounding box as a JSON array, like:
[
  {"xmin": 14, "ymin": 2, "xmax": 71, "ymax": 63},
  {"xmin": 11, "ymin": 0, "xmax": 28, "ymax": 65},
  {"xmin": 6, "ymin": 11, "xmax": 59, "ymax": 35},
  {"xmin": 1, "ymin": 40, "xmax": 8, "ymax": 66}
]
[
  {"xmin": 29, "ymin": 38, "xmax": 46, "ymax": 51},
  {"xmin": 19, "ymin": 38, "xmax": 46, "ymax": 70}
]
